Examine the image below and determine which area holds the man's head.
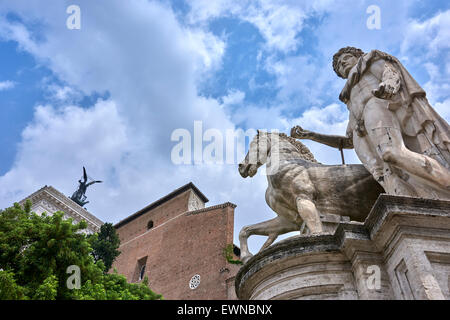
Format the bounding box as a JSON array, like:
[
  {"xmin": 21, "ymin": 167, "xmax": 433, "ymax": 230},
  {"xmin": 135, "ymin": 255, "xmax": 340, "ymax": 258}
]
[{"xmin": 333, "ymin": 47, "xmax": 364, "ymax": 79}]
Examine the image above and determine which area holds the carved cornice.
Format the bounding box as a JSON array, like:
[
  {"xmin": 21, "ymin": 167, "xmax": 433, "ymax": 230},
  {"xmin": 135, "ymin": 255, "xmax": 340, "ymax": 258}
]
[
  {"xmin": 185, "ymin": 202, "xmax": 237, "ymax": 216},
  {"xmin": 19, "ymin": 185, "xmax": 103, "ymax": 233}
]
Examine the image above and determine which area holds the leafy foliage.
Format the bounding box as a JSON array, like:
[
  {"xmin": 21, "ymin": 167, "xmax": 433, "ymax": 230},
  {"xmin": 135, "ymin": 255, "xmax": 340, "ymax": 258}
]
[
  {"xmin": 74, "ymin": 273, "xmax": 160, "ymax": 300},
  {"xmin": 0, "ymin": 270, "xmax": 28, "ymax": 300},
  {"xmin": 89, "ymin": 223, "xmax": 121, "ymax": 272},
  {"xmin": 0, "ymin": 201, "xmax": 162, "ymax": 300},
  {"xmin": 33, "ymin": 274, "xmax": 58, "ymax": 300},
  {"xmin": 223, "ymin": 244, "xmax": 243, "ymax": 265}
]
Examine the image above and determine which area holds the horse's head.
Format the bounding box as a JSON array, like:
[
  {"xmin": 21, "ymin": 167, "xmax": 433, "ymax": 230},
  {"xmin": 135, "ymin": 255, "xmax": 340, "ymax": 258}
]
[
  {"xmin": 238, "ymin": 131, "xmax": 320, "ymax": 178},
  {"xmin": 238, "ymin": 130, "xmax": 271, "ymax": 178}
]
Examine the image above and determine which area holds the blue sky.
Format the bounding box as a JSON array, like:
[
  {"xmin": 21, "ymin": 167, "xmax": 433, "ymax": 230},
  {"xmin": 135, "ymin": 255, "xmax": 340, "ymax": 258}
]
[{"xmin": 0, "ymin": 0, "xmax": 449, "ymax": 253}]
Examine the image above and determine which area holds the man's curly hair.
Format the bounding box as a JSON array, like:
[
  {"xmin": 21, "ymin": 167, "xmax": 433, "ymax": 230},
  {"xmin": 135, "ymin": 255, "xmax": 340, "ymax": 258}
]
[{"xmin": 333, "ymin": 47, "xmax": 365, "ymax": 78}]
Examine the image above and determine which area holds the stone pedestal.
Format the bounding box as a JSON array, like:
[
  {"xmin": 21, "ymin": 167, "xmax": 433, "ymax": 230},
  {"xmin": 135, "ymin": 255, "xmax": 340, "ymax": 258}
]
[{"xmin": 235, "ymin": 195, "xmax": 450, "ymax": 300}]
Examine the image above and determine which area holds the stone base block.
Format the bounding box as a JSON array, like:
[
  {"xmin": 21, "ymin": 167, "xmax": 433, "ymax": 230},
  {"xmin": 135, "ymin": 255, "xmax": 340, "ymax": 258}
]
[{"xmin": 235, "ymin": 195, "xmax": 450, "ymax": 300}]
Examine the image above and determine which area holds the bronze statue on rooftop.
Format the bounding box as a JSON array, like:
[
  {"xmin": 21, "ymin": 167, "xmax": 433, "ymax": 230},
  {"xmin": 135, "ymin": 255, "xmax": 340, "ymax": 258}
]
[{"xmin": 70, "ymin": 167, "xmax": 102, "ymax": 207}]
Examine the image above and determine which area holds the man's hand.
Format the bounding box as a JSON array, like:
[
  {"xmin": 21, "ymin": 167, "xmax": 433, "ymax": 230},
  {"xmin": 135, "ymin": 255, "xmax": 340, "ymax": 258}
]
[
  {"xmin": 372, "ymin": 62, "xmax": 401, "ymax": 100},
  {"xmin": 291, "ymin": 126, "xmax": 312, "ymax": 139},
  {"xmin": 372, "ymin": 81, "xmax": 400, "ymax": 99}
]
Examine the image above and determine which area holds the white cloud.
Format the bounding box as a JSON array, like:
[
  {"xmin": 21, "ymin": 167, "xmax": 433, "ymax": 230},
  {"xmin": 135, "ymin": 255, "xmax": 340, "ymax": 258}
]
[
  {"xmin": 0, "ymin": 1, "xmax": 230, "ymax": 210},
  {"xmin": 434, "ymin": 99, "xmax": 450, "ymax": 122},
  {"xmin": 222, "ymin": 89, "xmax": 245, "ymax": 105},
  {"xmin": 187, "ymin": 0, "xmax": 319, "ymax": 53},
  {"xmin": 0, "ymin": 80, "xmax": 16, "ymax": 91},
  {"xmin": 401, "ymin": 10, "xmax": 450, "ymax": 58},
  {"xmin": 0, "ymin": 0, "xmax": 264, "ymax": 251},
  {"xmin": 44, "ymin": 84, "xmax": 82, "ymax": 103},
  {"xmin": 185, "ymin": 0, "xmax": 418, "ymax": 110},
  {"xmin": 0, "ymin": 0, "xmax": 448, "ymax": 256},
  {"xmin": 291, "ymin": 103, "xmax": 348, "ymax": 134},
  {"xmin": 243, "ymin": 2, "xmax": 306, "ymax": 53},
  {"xmin": 423, "ymin": 62, "xmax": 450, "ymax": 106},
  {"xmin": 185, "ymin": 28, "xmax": 226, "ymax": 74},
  {"xmin": 0, "ymin": 99, "xmax": 129, "ymax": 206},
  {"xmin": 397, "ymin": 10, "xmax": 450, "ymax": 125},
  {"xmin": 264, "ymin": 54, "xmax": 338, "ymax": 106}
]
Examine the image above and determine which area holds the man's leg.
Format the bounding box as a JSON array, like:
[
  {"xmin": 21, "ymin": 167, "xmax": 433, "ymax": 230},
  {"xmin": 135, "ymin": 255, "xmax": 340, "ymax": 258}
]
[
  {"xmin": 352, "ymin": 130, "xmax": 387, "ymax": 190},
  {"xmin": 369, "ymin": 125, "xmax": 450, "ymax": 191},
  {"xmin": 363, "ymin": 98, "xmax": 450, "ymax": 193}
]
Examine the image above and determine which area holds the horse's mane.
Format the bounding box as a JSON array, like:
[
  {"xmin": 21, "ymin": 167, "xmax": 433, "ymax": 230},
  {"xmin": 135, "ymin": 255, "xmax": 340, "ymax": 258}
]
[{"xmin": 277, "ymin": 133, "xmax": 320, "ymax": 164}]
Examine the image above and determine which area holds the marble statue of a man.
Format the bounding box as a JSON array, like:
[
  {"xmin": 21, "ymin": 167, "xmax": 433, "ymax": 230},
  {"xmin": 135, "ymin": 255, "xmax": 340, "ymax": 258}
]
[{"xmin": 291, "ymin": 47, "xmax": 450, "ymax": 199}]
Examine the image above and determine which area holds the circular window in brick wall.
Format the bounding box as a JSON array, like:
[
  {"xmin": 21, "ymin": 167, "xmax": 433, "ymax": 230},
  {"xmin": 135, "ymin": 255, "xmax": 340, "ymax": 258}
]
[
  {"xmin": 147, "ymin": 220, "xmax": 154, "ymax": 230},
  {"xmin": 189, "ymin": 274, "xmax": 201, "ymax": 290}
]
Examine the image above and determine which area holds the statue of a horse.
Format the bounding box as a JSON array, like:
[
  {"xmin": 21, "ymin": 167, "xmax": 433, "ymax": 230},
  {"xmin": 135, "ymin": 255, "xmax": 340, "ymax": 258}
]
[{"xmin": 238, "ymin": 131, "xmax": 383, "ymax": 263}]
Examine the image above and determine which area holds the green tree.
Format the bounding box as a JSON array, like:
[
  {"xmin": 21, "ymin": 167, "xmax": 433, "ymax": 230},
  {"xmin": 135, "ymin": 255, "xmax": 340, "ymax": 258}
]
[
  {"xmin": 89, "ymin": 223, "xmax": 121, "ymax": 272},
  {"xmin": 33, "ymin": 274, "xmax": 58, "ymax": 300},
  {"xmin": 0, "ymin": 201, "xmax": 162, "ymax": 300},
  {"xmin": 0, "ymin": 270, "xmax": 28, "ymax": 300}
]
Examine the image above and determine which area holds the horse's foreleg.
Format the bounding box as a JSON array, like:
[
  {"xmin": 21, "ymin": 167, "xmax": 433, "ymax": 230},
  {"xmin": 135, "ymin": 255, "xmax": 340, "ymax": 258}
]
[
  {"xmin": 299, "ymin": 221, "xmax": 308, "ymax": 235},
  {"xmin": 296, "ymin": 197, "xmax": 323, "ymax": 234},
  {"xmin": 239, "ymin": 216, "xmax": 298, "ymax": 263},
  {"xmin": 239, "ymin": 226, "xmax": 253, "ymax": 263},
  {"xmin": 260, "ymin": 234, "xmax": 278, "ymax": 252}
]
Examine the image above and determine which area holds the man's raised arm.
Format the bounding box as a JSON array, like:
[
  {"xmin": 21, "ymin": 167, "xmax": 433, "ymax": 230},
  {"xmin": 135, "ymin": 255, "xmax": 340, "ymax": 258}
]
[{"xmin": 290, "ymin": 126, "xmax": 354, "ymax": 150}]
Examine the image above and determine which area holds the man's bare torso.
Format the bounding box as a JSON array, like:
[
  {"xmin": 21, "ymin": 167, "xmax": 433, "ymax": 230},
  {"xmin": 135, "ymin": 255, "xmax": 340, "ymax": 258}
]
[{"xmin": 347, "ymin": 59, "xmax": 388, "ymax": 124}]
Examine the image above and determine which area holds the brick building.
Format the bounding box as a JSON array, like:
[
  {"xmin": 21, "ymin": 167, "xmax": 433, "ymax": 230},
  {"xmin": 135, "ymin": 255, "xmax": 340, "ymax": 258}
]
[{"xmin": 112, "ymin": 182, "xmax": 241, "ymax": 300}]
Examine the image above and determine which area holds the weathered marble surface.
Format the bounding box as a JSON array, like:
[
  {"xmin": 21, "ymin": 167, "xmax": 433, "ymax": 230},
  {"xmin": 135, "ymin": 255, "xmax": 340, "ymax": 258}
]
[
  {"xmin": 238, "ymin": 131, "xmax": 383, "ymax": 263},
  {"xmin": 292, "ymin": 47, "xmax": 450, "ymax": 201},
  {"xmin": 236, "ymin": 195, "xmax": 450, "ymax": 300}
]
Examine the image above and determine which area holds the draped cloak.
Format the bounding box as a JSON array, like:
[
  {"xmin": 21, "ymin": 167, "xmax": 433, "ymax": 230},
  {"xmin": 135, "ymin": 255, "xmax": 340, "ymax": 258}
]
[{"xmin": 339, "ymin": 50, "xmax": 450, "ymax": 169}]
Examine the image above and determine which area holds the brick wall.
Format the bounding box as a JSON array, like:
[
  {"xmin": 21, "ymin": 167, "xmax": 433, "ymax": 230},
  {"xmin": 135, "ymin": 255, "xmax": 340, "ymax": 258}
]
[{"xmin": 112, "ymin": 187, "xmax": 240, "ymax": 300}]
